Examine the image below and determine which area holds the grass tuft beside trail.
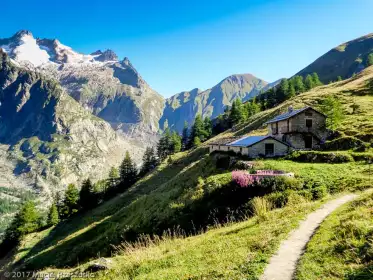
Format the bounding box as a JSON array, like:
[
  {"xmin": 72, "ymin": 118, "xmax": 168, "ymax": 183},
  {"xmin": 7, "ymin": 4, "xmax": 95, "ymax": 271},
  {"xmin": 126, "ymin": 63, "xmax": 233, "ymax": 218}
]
[{"xmin": 296, "ymin": 191, "xmax": 373, "ymax": 280}]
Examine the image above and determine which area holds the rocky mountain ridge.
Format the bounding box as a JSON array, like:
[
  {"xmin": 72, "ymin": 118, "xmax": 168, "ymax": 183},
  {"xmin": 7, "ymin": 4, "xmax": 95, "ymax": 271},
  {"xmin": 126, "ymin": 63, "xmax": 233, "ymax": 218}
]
[{"xmin": 160, "ymin": 74, "xmax": 270, "ymax": 132}]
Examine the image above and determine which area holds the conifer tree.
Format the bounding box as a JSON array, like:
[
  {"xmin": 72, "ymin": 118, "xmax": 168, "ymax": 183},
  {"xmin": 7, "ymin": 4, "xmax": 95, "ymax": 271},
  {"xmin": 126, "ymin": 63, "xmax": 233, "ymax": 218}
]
[
  {"xmin": 171, "ymin": 131, "xmax": 182, "ymax": 153},
  {"xmin": 203, "ymin": 117, "xmax": 213, "ymax": 139},
  {"xmin": 189, "ymin": 114, "xmax": 207, "ymax": 147},
  {"xmin": 181, "ymin": 121, "xmax": 189, "ymax": 151},
  {"xmin": 293, "ymin": 76, "xmax": 305, "ymax": 94},
  {"xmin": 119, "ymin": 151, "xmax": 138, "ymax": 188},
  {"xmin": 304, "ymin": 74, "xmax": 314, "ymax": 91},
  {"xmin": 0, "ymin": 201, "xmax": 40, "ymax": 255},
  {"xmin": 367, "ymin": 53, "xmax": 373, "ymax": 67},
  {"xmin": 79, "ymin": 178, "xmax": 98, "ymax": 210},
  {"xmin": 107, "ymin": 166, "xmax": 119, "ymax": 189},
  {"xmin": 157, "ymin": 128, "xmax": 173, "ymax": 160},
  {"xmin": 229, "ymin": 99, "xmax": 244, "ymax": 125},
  {"xmin": 47, "ymin": 202, "xmax": 59, "ymax": 226},
  {"xmin": 140, "ymin": 147, "xmax": 157, "ymax": 176},
  {"xmin": 312, "ymin": 72, "xmax": 323, "ymax": 86},
  {"xmin": 321, "ymin": 96, "xmax": 344, "ymax": 130},
  {"xmin": 60, "ymin": 184, "xmax": 79, "ymax": 218}
]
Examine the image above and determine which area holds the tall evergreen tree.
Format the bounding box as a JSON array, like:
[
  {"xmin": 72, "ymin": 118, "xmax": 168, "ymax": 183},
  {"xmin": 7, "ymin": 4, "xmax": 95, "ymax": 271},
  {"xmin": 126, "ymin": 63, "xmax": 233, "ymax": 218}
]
[
  {"xmin": 47, "ymin": 202, "xmax": 59, "ymax": 227},
  {"xmin": 171, "ymin": 131, "xmax": 182, "ymax": 153},
  {"xmin": 367, "ymin": 53, "xmax": 373, "ymax": 67},
  {"xmin": 157, "ymin": 128, "xmax": 173, "ymax": 160},
  {"xmin": 189, "ymin": 114, "xmax": 207, "ymax": 147},
  {"xmin": 229, "ymin": 99, "xmax": 244, "ymax": 125},
  {"xmin": 181, "ymin": 121, "xmax": 189, "ymax": 151},
  {"xmin": 120, "ymin": 151, "xmax": 138, "ymax": 188},
  {"xmin": 304, "ymin": 74, "xmax": 314, "ymax": 91},
  {"xmin": 203, "ymin": 117, "xmax": 213, "ymax": 139},
  {"xmin": 107, "ymin": 166, "xmax": 119, "ymax": 189},
  {"xmin": 312, "ymin": 72, "xmax": 323, "ymax": 86},
  {"xmin": 0, "ymin": 201, "xmax": 40, "ymax": 255},
  {"xmin": 321, "ymin": 96, "xmax": 344, "ymax": 130},
  {"xmin": 140, "ymin": 147, "xmax": 157, "ymax": 176},
  {"xmin": 293, "ymin": 76, "xmax": 305, "ymax": 94},
  {"xmin": 79, "ymin": 179, "xmax": 98, "ymax": 210},
  {"xmin": 60, "ymin": 184, "xmax": 79, "ymax": 219},
  {"xmin": 278, "ymin": 79, "xmax": 290, "ymax": 100}
]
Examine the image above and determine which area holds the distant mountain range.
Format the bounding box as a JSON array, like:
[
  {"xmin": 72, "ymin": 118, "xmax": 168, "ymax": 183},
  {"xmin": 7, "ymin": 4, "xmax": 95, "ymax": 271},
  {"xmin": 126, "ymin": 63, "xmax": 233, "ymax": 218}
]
[{"xmin": 160, "ymin": 74, "xmax": 278, "ymax": 132}]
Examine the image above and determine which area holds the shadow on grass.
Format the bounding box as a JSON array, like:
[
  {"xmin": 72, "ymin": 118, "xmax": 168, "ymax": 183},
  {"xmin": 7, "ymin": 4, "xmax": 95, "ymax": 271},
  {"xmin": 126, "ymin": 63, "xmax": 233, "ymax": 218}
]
[{"xmin": 16, "ymin": 148, "xmax": 210, "ymax": 270}]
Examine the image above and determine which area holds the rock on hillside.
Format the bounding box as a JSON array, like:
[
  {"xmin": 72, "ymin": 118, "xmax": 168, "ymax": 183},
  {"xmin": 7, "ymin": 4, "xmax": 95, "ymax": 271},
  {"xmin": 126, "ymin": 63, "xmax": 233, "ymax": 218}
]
[
  {"xmin": 296, "ymin": 33, "xmax": 373, "ymax": 83},
  {"xmin": 160, "ymin": 74, "xmax": 269, "ymax": 132},
  {"xmin": 0, "ymin": 30, "xmax": 165, "ymax": 144}
]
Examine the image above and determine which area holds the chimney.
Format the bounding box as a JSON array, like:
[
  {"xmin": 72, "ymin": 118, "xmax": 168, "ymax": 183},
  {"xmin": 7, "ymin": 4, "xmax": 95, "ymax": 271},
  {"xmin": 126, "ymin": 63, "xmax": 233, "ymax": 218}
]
[{"xmin": 288, "ymin": 106, "xmax": 293, "ymax": 113}]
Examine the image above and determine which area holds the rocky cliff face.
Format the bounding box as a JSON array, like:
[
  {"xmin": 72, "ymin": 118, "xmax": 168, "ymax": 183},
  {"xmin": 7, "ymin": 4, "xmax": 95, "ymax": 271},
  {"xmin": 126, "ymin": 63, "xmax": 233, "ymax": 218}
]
[
  {"xmin": 0, "ymin": 31, "xmax": 165, "ymax": 144},
  {"xmin": 0, "ymin": 49, "xmax": 141, "ymax": 213},
  {"xmin": 160, "ymin": 74, "xmax": 269, "ymax": 132}
]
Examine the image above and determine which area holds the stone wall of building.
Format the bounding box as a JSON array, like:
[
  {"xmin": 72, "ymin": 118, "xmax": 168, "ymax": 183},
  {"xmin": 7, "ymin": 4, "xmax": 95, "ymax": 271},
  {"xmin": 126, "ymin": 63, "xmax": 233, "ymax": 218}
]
[{"xmin": 247, "ymin": 138, "xmax": 289, "ymax": 158}]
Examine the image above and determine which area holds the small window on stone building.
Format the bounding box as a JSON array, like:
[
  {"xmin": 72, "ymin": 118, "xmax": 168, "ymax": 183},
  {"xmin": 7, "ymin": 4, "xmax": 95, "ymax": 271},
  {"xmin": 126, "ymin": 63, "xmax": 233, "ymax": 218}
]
[
  {"xmin": 305, "ymin": 111, "xmax": 313, "ymax": 117},
  {"xmin": 306, "ymin": 119, "xmax": 313, "ymax": 128}
]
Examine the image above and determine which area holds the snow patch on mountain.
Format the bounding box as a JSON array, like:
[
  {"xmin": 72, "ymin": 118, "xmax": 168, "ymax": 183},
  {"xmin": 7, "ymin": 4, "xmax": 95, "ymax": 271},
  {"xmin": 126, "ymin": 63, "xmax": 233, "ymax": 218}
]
[{"xmin": 10, "ymin": 34, "xmax": 50, "ymax": 67}]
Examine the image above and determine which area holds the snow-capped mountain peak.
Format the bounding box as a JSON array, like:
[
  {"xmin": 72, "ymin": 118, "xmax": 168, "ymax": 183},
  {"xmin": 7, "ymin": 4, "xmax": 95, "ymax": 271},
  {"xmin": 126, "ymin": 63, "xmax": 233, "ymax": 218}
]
[
  {"xmin": 0, "ymin": 30, "xmax": 50, "ymax": 67},
  {"xmin": 0, "ymin": 30, "xmax": 121, "ymax": 67}
]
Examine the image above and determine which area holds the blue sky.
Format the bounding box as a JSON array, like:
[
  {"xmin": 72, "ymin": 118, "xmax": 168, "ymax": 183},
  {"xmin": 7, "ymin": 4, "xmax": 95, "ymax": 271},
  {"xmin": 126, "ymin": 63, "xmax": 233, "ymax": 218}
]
[{"xmin": 1, "ymin": 0, "xmax": 373, "ymax": 97}]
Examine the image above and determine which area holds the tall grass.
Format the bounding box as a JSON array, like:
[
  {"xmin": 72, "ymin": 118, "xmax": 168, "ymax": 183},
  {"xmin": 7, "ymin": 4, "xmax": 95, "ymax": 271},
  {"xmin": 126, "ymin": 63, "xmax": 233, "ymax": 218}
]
[{"xmin": 250, "ymin": 197, "xmax": 272, "ymax": 221}]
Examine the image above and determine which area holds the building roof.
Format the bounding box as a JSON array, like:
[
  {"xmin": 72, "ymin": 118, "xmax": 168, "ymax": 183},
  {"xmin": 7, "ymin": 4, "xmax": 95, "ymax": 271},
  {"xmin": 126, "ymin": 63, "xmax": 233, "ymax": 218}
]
[
  {"xmin": 264, "ymin": 106, "xmax": 325, "ymax": 125},
  {"xmin": 226, "ymin": 135, "xmax": 291, "ymax": 148}
]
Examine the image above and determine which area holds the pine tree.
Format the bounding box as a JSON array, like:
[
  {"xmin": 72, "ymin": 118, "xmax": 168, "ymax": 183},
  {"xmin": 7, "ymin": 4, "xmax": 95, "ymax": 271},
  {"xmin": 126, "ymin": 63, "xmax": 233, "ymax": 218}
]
[
  {"xmin": 47, "ymin": 202, "xmax": 59, "ymax": 226},
  {"xmin": 119, "ymin": 151, "xmax": 138, "ymax": 188},
  {"xmin": 0, "ymin": 201, "xmax": 40, "ymax": 255},
  {"xmin": 171, "ymin": 131, "xmax": 182, "ymax": 153},
  {"xmin": 203, "ymin": 117, "xmax": 213, "ymax": 139},
  {"xmin": 367, "ymin": 53, "xmax": 373, "ymax": 66},
  {"xmin": 193, "ymin": 136, "xmax": 201, "ymax": 147},
  {"xmin": 229, "ymin": 99, "xmax": 244, "ymax": 125},
  {"xmin": 140, "ymin": 147, "xmax": 157, "ymax": 176},
  {"xmin": 189, "ymin": 114, "xmax": 207, "ymax": 147},
  {"xmin": 278, "ymin": 79, "xmax": 290, "ymax": 100},
  {"xmin": 293, "ymin": 76, "xmax": 305, "ymax": 94},
  {"xmin": 321, "ymin": 96, "xmax": 344, "ymax": 130},
  {"xmin": 288, "ymin": 84, "xmax": 296, "ymax": 98},
  {"xmin": 79, "ymin": 179, "xmax": 98, "ymax": 210},
  {"xmin": 157, "ymin": 128, "xmax": 173, "ymax": 161},
  {"xmin": 304, "ymin": 74, "xmax": 314, "ymax": 91},
  {"xmin": 107, "ymin": 166, "xmax": 119, "ymax": 189},
  {"xmin": 181, "ymin": 121, "xmax": 189, "ymax": 151},
  {"xmin": 60, "ymin": 184, "xmax": 79, "ymax": 218},
  {"xmin": 311, "ymin": 72, "xmax": 322, "ymax": 86}
]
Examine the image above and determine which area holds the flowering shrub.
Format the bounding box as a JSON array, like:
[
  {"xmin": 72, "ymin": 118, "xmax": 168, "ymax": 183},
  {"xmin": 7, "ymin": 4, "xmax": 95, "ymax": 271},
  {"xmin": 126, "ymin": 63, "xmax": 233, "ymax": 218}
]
[{"xmin": 232, "ymin": 170, "xmax": 259, "ymax": 187}]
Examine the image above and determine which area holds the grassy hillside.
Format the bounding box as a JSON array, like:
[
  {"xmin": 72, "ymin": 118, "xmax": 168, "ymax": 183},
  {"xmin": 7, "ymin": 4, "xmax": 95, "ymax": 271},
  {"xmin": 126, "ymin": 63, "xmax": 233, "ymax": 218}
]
[
  {"xmin": 2, "ymin": 66, "xmax": 373, "ymax": 274},
  {"xmin": 296, "ymin": 33, "xmax": 373, "ymax": 83},
  {"xmin": 296, "ymin": 191, "xmax": 373, "ymax": 279}
]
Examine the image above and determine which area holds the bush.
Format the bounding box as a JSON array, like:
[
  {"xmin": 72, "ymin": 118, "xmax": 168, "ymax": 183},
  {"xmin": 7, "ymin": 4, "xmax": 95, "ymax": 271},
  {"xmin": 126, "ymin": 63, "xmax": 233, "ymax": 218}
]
[
  {"xmin": 323, "ymin": 136, "xmax": 367, "ymax": 151},
  {"xmin": 312, "ymin": 185, "xmax": 328, "ymax": 199},
  {"xmin": 287, "ymin": 151, "xmax": 354, "ymax": 163},
  {"xmin": 351, "ymin": 152, "xmax": 373, "ymax": 162}
]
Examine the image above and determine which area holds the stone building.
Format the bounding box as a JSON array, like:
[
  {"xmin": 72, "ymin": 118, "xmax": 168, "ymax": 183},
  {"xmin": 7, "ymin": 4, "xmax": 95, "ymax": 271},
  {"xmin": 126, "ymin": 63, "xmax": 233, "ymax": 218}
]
[{"xmin": 209, "ymin": 106, "xmax": 327, "ymax": 158}]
